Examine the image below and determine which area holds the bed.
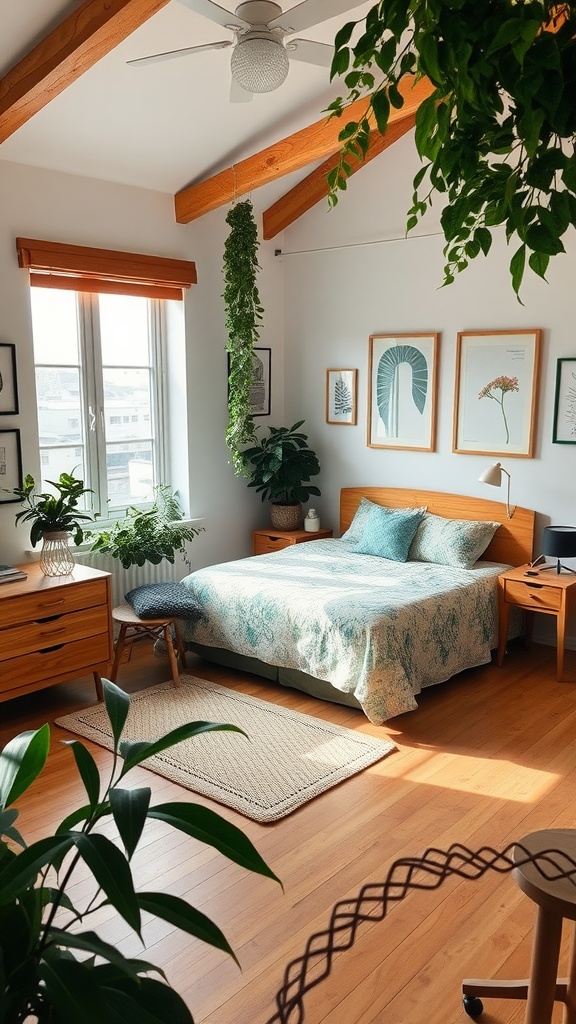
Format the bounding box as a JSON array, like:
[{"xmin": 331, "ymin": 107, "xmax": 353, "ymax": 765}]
[{"xmin": 179, "ymin": 488, "xmax": 535, "ymax": 724}]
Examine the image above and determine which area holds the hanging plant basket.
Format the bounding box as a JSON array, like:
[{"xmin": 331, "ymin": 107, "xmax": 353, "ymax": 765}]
[{"xmin": 223, "ymin": 200, "xmax": 264, "ymax": 474}]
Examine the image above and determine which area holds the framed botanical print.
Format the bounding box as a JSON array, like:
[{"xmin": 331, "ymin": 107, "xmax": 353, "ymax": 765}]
[
  {"xmin": 0, "ymin": 429, "xmax": 23, "ymax": 499},
  {"xmin": 453, "ymin": 329, "xmax": 541, "ymax": 457},
  {"xmin": 326, "ymin": 369, "xmax": 357, "ymax": 425},
  {"xmin": 552, "ymin": 357, "xmax": 576, "ymax": 444},
  {"xmin": 0, "ymin": 344, "xmax": 19, "ymax": 415},
  {"xmin": 227, "ymin": 347, "xmax": 271, "ymax": 417},
  {"xmin": 367, "ymin": 333, "xmax": 439, "ymax": 450}
]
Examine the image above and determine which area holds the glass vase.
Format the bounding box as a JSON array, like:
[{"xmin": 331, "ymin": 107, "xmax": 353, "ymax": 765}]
[{"xmin": 39, "ymin": 531, "xmax": 75, "ymax": 577}]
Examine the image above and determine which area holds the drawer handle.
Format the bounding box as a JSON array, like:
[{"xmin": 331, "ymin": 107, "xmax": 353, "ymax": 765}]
[
  {"xmin": 37, "ymin": 599, "xmax": 66, "ymax": 608},
  {"xmin": 525, "ymin": 582, "xmax": 544, "ymax": 589},
  {"xmin": 39, "ymin": 627, "xmax": 66, "ymax": 637}
]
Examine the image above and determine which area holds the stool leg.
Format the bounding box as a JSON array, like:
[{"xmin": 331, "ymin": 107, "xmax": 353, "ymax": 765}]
[
  {"xmin": 564, "ymin": 922, "xmax": 576, "ymax": 1023},
  {"xmin": 525, "ymin": 906, "xmax": 563, "ymax": 1024},
  {"xmin": 173, "ymin": 619, "xmax": 187, "ymax": 671},
  {"xmin": 93, "ymin": 672, "xmax": 103, "ymax": 701},
  {"xmin": 163, "ymin": 623, "xmax": 181, "ymax": 688},
  {"xmin": 110, "ymin": 623, "xmax": 128, "ymax": 683}
]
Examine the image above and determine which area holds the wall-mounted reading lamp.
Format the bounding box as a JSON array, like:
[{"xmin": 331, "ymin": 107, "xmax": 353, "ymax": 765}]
[{"xmin": 479, "ymin": 462, "xmax": 514, "ymax": 519}]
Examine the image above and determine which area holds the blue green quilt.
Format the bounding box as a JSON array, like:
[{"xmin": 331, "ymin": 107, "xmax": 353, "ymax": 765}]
[{"xmin": 180, "ymin": 539, "xmax": 508, "ymax": 724}]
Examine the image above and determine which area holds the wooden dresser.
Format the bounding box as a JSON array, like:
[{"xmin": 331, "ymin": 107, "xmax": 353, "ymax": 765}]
[{"xmin": 0, "ymin": 562, "xmax": 113, "ymax": 702}]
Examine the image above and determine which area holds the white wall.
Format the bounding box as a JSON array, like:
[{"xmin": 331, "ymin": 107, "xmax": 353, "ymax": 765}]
[
  {"xmin": 281, "ymin": 132, "xmax": 576, "ymax": 646},
  {"xmin": 0, "ymin": 161, "xmax": 283, "ymax": 569}
]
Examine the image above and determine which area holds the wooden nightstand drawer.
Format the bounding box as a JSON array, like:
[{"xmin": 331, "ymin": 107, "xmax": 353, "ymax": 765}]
[
  {"xmin": 252, "ymin": 527, "xmax": 333, "ymax": 555},
  {"xmin": 253, "ymin": 534, "xmax": 293, "ymax": 555},
  {"xmin": 504, "ymin": 579, "xmax": 562, "ymax": 612}
]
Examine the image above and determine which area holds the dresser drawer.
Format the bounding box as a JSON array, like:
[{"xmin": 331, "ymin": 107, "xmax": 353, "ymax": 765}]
[
  {"xmin": 0, "ymin": 633, "xmax": 111, "ymax": 694},
  {"xmin": 253, "ymin": 534, "xmax": 293, "ymax": 555},
  {"xmin": 504, "ymin": 579, "xmax": 562, "ymax": 611},
  {"xmin": 0, "ymin": 606, "xmax": 110, "ymax": 663},
  {"xmin": 0, "ymin": 579, "xmax": 108, "ymax": 630}
]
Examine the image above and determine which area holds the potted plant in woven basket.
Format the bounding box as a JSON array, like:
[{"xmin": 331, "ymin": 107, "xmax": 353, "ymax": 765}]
[
  {"xmin": 240, "ymin": 420, "xmax": 321, "ymax": 530},
  {"xmin": 10, "ymin": 470, "xmax": 95, "ymax": 577}
]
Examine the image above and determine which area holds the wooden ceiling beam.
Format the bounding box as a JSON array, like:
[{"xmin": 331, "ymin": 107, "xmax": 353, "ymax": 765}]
[
  {"xmin": 0, "ymin": 0, "xmax": 171, "ymax": 145},
  {"xmin": 262, "ymin": 111, "xmax": 417, "ymax": 239},
  {"xmin": 174, "ymin": 76, "xmax": 433, "ymax": 224}
]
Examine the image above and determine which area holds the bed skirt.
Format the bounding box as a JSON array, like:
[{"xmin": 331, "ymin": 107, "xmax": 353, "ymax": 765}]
[{"xmin": 187, "ymin": 642, "xmax": 363, "ymax": 710}]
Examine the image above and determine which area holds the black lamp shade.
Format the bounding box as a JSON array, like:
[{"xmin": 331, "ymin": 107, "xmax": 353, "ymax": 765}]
[{"xmin": 541, "ymin": 526, "xmax": 576, "ymax": 558}]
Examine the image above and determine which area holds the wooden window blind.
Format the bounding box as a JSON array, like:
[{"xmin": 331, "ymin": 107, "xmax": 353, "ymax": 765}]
[{"xmin": 16, "ymin": 237, "xmax": 197, "ymax": 301}]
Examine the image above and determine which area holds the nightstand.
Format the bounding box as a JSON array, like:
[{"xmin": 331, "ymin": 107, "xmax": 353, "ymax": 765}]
[
  {"xmin": 253, "ymin": 527, "xmax": 333, "ymax": 555},
  {"xmin": 497, "ymin": 565, "xmax": 576, "ymax": 681}
]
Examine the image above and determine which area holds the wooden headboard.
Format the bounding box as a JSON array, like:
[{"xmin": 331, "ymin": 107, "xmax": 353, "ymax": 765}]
[{"xmin": 340, "ymin": 488, "xmax": 535, "ymax": 567}]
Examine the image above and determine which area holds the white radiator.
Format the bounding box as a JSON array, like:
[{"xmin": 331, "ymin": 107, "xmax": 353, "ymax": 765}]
[{"xmin": 75, "ymin": 550, "xmax": 186, "ymax": 608}]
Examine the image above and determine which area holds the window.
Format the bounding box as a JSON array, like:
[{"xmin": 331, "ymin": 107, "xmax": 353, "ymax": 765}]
[{"xmin": 30, "ymin": 288, "xmax": 166, "ymax": 517}]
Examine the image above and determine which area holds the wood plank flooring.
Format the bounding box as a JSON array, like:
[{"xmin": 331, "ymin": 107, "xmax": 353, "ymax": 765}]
[{"xmin": 1, "ymin": 638, "xmax": 576, "ymax": 1023}]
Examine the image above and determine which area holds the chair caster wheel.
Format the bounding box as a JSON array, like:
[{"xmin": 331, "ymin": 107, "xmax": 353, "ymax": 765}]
[{"xmin": 463, "ymin": 994, "xmax": 483, "ymax": 1018}]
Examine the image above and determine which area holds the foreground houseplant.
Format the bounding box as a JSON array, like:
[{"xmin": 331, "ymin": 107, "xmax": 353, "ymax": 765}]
[
  {"xmin": 11, "ymin": 471, "xmax": 95, "ymax": 576},
  {"xmin": 328, "ymin": 0, "xmax": 576, "ymax": 297},
  {"xmin": 0, "ymin": 678, "xmax": 279, "ymax": 1024},
  {"xmin": 241, "ymin": 421, "xmax": 321, "ymax": 530},
  {"xmin": 88, "ymin": 485, "xmax": 204, "ymax": 571},
  {"xmin": 223, "ymin": 200, "xmax": 264, "ymax": 475}
]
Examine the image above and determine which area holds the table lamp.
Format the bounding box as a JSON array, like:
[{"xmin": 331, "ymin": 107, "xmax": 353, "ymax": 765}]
[
  {"xmin": 479, "ymin": 462, "xmax": 514, "ymax": 518},
  {"xmin": 540, "ymin": 525, "xmax": 576, "ymax": 574}
]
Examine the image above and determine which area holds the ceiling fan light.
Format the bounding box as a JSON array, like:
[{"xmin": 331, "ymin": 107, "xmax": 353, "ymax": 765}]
[{"xmin": 231, "ymin": 36, "xmax": 289, "ymax": 93}]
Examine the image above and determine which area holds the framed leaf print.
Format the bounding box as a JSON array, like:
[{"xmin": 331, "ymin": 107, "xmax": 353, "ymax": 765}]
[
  {"xmin": 453, "ymin": 330, "xmax": 541, "ymax": 457},
  {"xmin": 326, "ymin": 369, "xmax": 357, "ymax": 425},
  {"xmin": 368, "ymin": 333, "xmax": 439, "ymax": 450},
  {"xmin": 0, "ymin": 344, "xmax": 19, "ymax": 415},
  {"xmin": 552, "ymin": 357, "xmax": 576, "ymax": 444}
]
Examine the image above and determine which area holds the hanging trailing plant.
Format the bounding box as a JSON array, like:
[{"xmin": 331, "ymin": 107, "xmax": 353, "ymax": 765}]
[
  {"xmin": 223, "ymin": 200, "xmax": 264, "ymax": 474},
  {"xmin": 327, "ymin": 1, "xmax": 576, "ymax": 298}
]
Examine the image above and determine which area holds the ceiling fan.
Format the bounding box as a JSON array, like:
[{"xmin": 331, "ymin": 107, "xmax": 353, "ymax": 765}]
[{"xmin": 128, "ymin": 0, "xmax": 358, "ymax": 102}]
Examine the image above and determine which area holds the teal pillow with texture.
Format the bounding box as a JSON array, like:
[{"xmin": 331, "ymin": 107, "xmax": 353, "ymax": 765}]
[
  {"xmin": 352, "ymin": 506, "xmax": 426, "ymax": 561},
  {"xmin": 341, "ymin": 498, "xmax": 425, "ymax": 545},
  {"xmin": 408, "ymin": 514, "xmax": 500, "ymax": 568}
]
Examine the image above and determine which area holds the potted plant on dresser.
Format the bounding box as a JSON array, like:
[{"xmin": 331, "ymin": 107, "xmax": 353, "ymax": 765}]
[
  {"xmin": 11, "ymin": 470, "xmax": 95, "ymax": 577},
  {"xmin": 241, "ymin": 420, "xmax": 321, "ymax": 530}
]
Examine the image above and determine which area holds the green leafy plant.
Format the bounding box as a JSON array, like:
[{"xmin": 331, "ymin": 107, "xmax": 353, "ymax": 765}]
[
  {"xmin": 10, "ymin": 471, "xmax": 95, "ymax": 547},
  {"xmin": 327, "ymin": 0, "xmax": 576, "ymax": 298},
  {"xmin": 223, "ymin": 200, "xmax": 264, "ymax": 475},
  {"xmin": 88, "ymin": 485, "xmax": 204, "ymax": 570},
  {"xmin": 241, "ymin": 421, "xmax": 321, "ymax": 505},
  {"xmin": 0, "ymin": 678, "xmax": 279, "ymax": 1024}
]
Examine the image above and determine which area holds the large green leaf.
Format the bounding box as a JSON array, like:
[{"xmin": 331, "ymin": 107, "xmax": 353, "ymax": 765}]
[
  {"xmin": 102, "ymin": 678, "xmax": 130, "ymax": 749},
  {"xmin": 40, "ymin": 958, "xmax": 110, "ymax": 1024},
  {"xmin": 102, "ymin": 977, "xmax": 194, "ymax": 1024},
  {"xmin": 72, "ymin": 834, "xmax": 141, "ymax": 933},
  {"xmin": 119, "ymin": 722, "xmax": 245, "ymax": 776},
  {"xmin": 376, "ymin": 345, "xmax": 428, "ymax": 437},
  {"xmin": 138, "ymin": 892, "xmax": 238, "ymax": 964},
  {"xmin": 0, "ymin": 725, "xmax": 50, "ymax": 810},
  {"xmin": 61, "ymin": 741, "xmax": 100, "ymax": 810},
  {"xmin": 109, "ymin": 787, "xmax": 150, "ymax": 860},
  {"xmin": 46, "ymin": 929, "xmax": 155, "ymax": 978},
  {"xmin": 148, "ymin": 803, "xmax": 280, "ymax": 884},
  {"xmin": 0, "ymin": 835, "xmax": 74, "ymax": 902}
]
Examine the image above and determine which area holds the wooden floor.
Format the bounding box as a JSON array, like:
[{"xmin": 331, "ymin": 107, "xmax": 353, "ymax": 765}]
[{"xmin": 2, "ymin": 639, "xmax": 576, "ymax": 1024}]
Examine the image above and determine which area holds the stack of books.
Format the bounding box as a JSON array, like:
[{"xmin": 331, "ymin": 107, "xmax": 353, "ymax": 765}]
[{"xmin": 0, "ymin": 564, "xmax": 28, "ymax": 585}]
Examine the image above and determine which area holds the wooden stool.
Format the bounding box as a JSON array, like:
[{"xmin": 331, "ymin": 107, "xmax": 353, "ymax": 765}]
[
  {"xmin": 110, "ymin": 603, "xmax": 187, "ymax": 688},
  {"xmin": 463, "ymin": 828, "xmax": 576, "ymax": 1022}
]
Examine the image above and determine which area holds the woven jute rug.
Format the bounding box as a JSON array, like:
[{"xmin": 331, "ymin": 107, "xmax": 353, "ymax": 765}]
[{"xmin": 56, "ymin": 676, "xmax": 396, "ymax": 823}]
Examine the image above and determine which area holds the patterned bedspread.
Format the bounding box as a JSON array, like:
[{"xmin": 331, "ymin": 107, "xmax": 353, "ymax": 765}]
[{"xmin": 180, "ymin": 539, "xmax": 508, "ymax": 725}]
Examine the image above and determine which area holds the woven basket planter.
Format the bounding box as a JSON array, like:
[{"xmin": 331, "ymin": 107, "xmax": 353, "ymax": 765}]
[{"xmin": 270, "ymin": 503, "xmax": 302, "ymax": 531}]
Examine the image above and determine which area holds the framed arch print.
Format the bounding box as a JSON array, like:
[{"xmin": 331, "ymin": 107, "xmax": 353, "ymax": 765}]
[
  {"xmin": 453, "ymin": 329, "xmax": 541, "ymax": 457},
  {"xmin": 368, "ymin": 333, "xmax": 439, "ymax": 451}
]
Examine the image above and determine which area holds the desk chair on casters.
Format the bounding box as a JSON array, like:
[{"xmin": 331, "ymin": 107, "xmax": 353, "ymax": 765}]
[{"xmin": 462, "ymin": 829, "xmax": 576, "ymax": 1023}]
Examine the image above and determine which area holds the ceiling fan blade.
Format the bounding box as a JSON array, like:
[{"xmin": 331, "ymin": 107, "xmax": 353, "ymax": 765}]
[
  {"xmin": 230, "ymin": 77, "xmax": 254, "ymax": 102},
  {"xmin": 269, "ymin": 0, "xmax": 357, "ymax": 34},
  {"xmin": 177, "ymin": 0, "xmax": 249, "ymax": 30},
  {"xmin": 287, "ymin": 38, "xmax": 333, "ymax": 68},
  {"xmin": 127, "ymin": 40, "xmax": 232, "ymax": 67}
]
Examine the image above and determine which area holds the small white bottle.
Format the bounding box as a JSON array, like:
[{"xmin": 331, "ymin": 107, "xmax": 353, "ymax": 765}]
[{"xmin": 304, "ymin": 508, "xmax": 320, "ymax": 532}]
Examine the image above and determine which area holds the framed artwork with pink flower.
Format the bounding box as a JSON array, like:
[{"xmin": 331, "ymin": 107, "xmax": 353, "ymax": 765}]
[{"xmin": 453, "ymin": 330, "xmax": 541, "ymax": 458}]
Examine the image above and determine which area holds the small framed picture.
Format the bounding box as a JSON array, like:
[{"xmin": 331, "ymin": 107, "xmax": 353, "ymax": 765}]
[
  {"xmin": 326, "ymin": 369, "xmax": 357, "ymax": 425},
  {"xmin": 228, "ymin": 347, "xmax": 271, "ymax": 417},
  {"xmin": 552, "ymin": 357, "xmax": 576, "ymax": 444},
  {"xmin": 0, "ymin": 344, "xmax": 19, "ymax": 415},
  {"xmin": 368, "ymin": 333, "xmax": 439, "ymax": 450},
  {"xmin": 0, "ymin": 429, "xmax": 23, "ymax": 500},
  {"xmin": 453, "ymin": 329, "xmax": 541, "ymax": 457}
]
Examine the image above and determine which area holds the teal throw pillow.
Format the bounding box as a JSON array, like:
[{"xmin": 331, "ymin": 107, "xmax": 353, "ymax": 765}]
[
  {"xmin": 352, "ymin": 506, "xmax": 426, "ymax": 561},
  {"xmin": 408, "ymin": 514, "xmax": 500, "ymax": 568},
  {"xmin": 341, "ymin": 498, "xmax": 425, "ymax": 545}
]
